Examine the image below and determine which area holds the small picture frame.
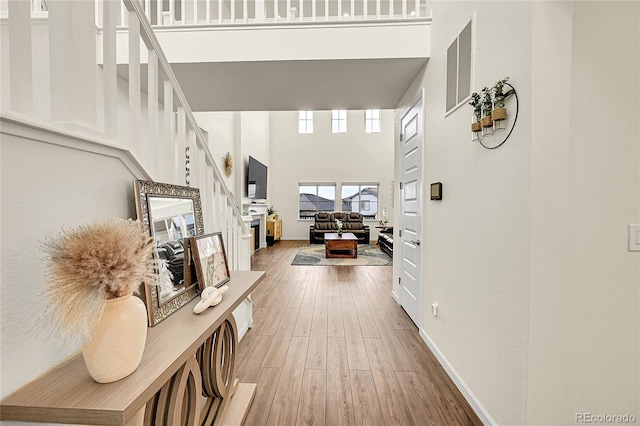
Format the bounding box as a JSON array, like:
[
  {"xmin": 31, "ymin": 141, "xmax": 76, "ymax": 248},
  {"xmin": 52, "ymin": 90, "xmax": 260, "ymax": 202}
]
[
  {"xmin": 430, "ymin": 182, "xmax": 443, "ymax": 200},
  {"xmin": 188, "ymin": 232, "xmax": 230, "ymax": 291}
]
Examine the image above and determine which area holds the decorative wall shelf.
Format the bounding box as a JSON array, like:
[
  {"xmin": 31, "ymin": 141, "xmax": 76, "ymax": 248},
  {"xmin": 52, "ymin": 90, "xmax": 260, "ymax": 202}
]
[{"xmin": 0, "ymin": 271, "xmax": 266, "ymax": 425}]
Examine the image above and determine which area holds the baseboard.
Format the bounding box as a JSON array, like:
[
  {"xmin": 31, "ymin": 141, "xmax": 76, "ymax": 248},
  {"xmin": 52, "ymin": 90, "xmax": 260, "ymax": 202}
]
[
  {"xmin": 237, "ymin": 321, "xmax": 250, "ymax": 341},
  {"xmin": 233, "ymin": 299, "xmax": 253, "ymax": 341},
  {"xmin": 419, "ymin": 328, "xmax": 497, "ymax": 426},
  {"xmin": 391, "ymin": 290, "xmax": 399, "ymax": 302}
]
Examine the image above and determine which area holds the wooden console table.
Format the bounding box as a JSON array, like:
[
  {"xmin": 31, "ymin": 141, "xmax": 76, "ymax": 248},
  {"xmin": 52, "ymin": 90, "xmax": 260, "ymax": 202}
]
[{"xmin": 0, "ymin": 271, "xmax": 265, "ymax": 425}]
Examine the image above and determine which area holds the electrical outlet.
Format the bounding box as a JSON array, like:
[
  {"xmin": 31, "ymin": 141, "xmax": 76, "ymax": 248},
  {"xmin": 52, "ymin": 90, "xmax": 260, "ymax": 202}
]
[{"xmin": 431, "ymin": 302, "xmax": 439, "ymax": 318}]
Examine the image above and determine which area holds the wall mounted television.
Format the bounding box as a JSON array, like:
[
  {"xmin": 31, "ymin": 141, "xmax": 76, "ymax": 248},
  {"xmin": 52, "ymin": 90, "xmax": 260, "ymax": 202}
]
[{"xmin": 247, "ymin": 156, "xmax": 268, "ymax": 200}]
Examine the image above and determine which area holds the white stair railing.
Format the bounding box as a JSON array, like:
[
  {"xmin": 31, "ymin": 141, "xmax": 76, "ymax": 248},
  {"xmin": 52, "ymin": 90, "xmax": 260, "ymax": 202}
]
[
  {"xmin": 1, "ymin": 0, "xmax": 251, "ymax": 272},
  {"xmin": 31, "ymin": 0, "xmax": 47, "ymax": 12},
  {"xmin": 131, "ymin": 0, "xmax": 428, "ymax": 26},
  {"xmin": 121, "ymin": 0, "xmax": 251, "ymax": 271}
]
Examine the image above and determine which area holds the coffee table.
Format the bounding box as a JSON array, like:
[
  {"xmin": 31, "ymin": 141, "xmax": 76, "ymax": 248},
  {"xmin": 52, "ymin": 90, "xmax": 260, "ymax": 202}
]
[{"xmin": 324, "ymin": 233, "xmax": 358, "ymax": 259}]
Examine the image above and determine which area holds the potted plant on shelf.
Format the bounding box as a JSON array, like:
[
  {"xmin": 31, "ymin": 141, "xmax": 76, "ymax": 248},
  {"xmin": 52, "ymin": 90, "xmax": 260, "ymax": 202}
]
[
  {"xmin": 43, "ymin": 218, "xmax": 160, "ymax": 383},
  {"xmin": 469, "ymin": 92, "xmax": 482, "ymax": 133},
  {"xmin": 492, "ymin": 77, "xmax": 509, "ymax": 126},
  {"xmin": 480, "ymin": 86, "xmax": 494, "ymax": 129},
  {"xmin": 267, "ymin": 205, "xmax": 278, "ymax": 220}
]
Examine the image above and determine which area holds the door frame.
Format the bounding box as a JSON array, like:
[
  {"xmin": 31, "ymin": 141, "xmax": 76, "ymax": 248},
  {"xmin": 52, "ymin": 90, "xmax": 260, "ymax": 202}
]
[{"xmin": 397, "ymin": 89, "xmax": 424, "ymax": 326}]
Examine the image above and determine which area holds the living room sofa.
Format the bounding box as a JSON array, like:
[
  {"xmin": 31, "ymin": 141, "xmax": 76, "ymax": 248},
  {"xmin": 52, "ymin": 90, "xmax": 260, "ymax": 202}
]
[
  {"xmin": 377, "ymin": 227, "xmax": 393, "ymax": 257},
  {"xmin": 309, "ymin": 212, "xmax": 370, "ymax": 244}
]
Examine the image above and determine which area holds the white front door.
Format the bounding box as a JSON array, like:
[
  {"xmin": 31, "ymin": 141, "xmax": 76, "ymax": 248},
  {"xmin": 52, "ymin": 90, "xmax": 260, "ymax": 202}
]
[{"xmin": 399, "ymin": 93, "xmax": 423, "ymax": 326}]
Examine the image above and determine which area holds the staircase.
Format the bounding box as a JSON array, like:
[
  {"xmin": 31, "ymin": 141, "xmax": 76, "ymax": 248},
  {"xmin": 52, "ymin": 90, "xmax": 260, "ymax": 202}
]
[
  {"xmin": 1, "ymin": 0, "xmax": 252, "ymax": 271},
  {"xmin": 0, "ymin": 0, "xmax": 428, "ymax": 399}
]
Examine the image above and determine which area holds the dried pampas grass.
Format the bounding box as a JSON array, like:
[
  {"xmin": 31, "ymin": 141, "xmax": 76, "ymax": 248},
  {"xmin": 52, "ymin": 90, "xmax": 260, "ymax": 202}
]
[
  {"xmin": 43, "ymin": 218, "xmax": 159, "ymax": 341},
  {"xmin": 223, "ymin": 152, "xmax": 233, "ymax": 177}
]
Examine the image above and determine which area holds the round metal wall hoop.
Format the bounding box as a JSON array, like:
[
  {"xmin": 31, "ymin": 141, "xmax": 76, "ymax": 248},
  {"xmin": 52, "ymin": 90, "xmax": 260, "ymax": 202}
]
[{"xmin": 477, "ymin": 82, "xmax": 519, "ymax": 150}]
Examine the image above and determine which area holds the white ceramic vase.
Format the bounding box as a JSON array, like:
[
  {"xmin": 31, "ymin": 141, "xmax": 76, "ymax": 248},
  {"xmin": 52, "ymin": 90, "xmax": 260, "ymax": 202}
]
[{"xmin": 82, "ymin": 293, "xmax": 148, "ymax": 383}]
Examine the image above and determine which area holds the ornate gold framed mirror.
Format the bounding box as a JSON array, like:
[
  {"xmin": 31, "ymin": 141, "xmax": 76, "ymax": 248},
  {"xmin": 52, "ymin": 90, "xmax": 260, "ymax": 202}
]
[{"xmin": 134, "ymin": 180, "xmax": 204, "ymax": 326}]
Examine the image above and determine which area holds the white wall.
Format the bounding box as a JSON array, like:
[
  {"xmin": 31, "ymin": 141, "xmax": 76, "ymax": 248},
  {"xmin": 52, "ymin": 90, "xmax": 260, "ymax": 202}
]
[
  {"xmin": 528, "ymin": 2, "xmax": 639, "ymax": 424},
  {"xmin": 396, "ymin": 1, "xmax": 533, "ymax": 424},
  {"xmin": 152, "ymin": 22, "xmax": 429, "ymax": 63},
  {"xmin": 240, "ymin": 111, "xmax": 270, "ymax": 205},
  {"xmin": 396, "ymin": 1, "xmax": 639, "ymax": 425},
  {"xmin": 0, "ymin": 19, "xmax": 9, "ymax": 110},
  {"xmin": 193, "ymin": 111, "xmax": 236, "ymax": 193},
  {"xmin": 193, "ymin": 111, "xmax": 271, "ymax": 208},
  {"xmin": 269, "ymin": 110, "xmax": 395, "ymax": 241},
  {"xmin": 0, "ymin": 121, "xmax": 148, "ymax": 412}
]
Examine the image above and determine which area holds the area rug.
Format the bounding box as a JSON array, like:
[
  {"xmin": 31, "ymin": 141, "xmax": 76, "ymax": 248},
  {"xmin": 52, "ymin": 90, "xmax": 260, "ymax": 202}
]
[{"xmin": 291, "ymin": 244, "xmax": 392, "ymax": 266}]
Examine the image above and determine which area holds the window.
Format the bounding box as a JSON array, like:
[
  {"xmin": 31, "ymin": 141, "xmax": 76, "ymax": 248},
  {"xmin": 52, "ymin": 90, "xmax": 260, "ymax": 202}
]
[
  {"xmin": 298, "ymin": 110, "xmax": 314, "ymax": 133},
  {"xmin": 365, "ymin": 109, "xmax": 381, "ymax": 133},
  {"xmin": 341, "ymin": 183, "xmax": 379, "ymax": 219},
  {"xmin": 446, "ymin": 19, "xmax": 472, "ymax": 114},
  {"xmin": 331, "ymin": 110, "xmax": 347, "ymax": 133},
  {"xmin": 298, "ymin": 183, "xmax": 336, "ymax": 220}
]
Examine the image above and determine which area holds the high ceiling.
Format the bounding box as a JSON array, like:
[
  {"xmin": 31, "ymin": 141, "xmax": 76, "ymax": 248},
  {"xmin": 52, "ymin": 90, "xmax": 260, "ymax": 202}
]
[{"xmin": 169, "ymin": 57, "xmax": 428, "ymax": 111}]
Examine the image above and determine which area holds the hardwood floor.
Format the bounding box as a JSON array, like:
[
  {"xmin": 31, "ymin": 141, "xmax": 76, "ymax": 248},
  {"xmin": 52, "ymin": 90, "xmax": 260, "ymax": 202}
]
[{"xmin": 237, "ymin": 240, "xmax": 483, "ymax": 426}]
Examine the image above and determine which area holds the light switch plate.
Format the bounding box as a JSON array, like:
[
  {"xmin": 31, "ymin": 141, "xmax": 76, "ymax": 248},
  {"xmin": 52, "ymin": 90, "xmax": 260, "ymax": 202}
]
[{"xmin": 628, "ymin": 225, "xmax": 640, "ymax": 252}]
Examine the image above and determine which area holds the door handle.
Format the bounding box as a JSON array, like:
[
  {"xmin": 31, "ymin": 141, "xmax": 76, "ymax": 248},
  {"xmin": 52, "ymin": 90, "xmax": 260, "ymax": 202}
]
[{"xmin": 409, "ymin": 239, "xmax": 421, "ymax": 246}]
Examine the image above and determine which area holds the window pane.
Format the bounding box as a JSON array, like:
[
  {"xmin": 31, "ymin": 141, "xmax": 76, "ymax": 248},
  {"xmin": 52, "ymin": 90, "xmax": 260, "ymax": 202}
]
[
  {"xmin": 360, "ymin": 186, "xmax": 378, "ymax": 219},
  {"xmin": 341, "ymin": 184, "xmax": 379, "ymax": 219},
  {"xmin": 299, "ymin": 184, "xmax": 335, "ymax": 219},
  {"xmin": 317, "ymin": 185, "xmax": 335, "ymax": 212},
  {"xmin": 366, "ymin": 109, "xmax": 380, "ymax": 120},
  {"xmin": 299, "ymin": 185, "xmax": 317, "ymax": 219},
  {"xmin": 298, "ymin": 110, "xmax": 313, "ymax": 134},
  {"xmin": 365, "ymin": 109, "xmax": 381, "ymax": 133},
  {"xmin": 332, "ymin": 109, "xmax": 347, "ymax": 133},
  {"xmin": 458, "ymin": 21, "xmax": 472, "ymax": 103},
  {"xmin": 446, "ymin": 39, "xmax": 458, "ymax": 112},
  {"xmin": 341, "ymin": 185, "xmax": 359, "ymax": 212}
]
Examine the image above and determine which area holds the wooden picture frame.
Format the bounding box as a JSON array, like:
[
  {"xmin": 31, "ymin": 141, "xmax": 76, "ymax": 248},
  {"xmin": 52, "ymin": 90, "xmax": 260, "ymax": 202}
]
[
  {"xmin": 189, "ymin": 232, "xmax": 231, "ymax": 291},
  {"xmin": 430, "ymin": 182, "xmax": 443, "ymax": 200}
]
